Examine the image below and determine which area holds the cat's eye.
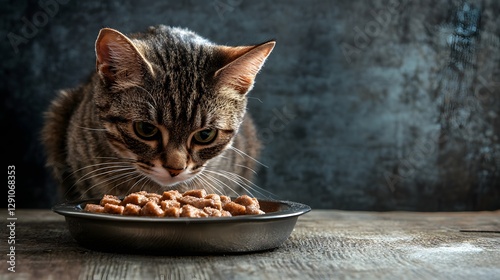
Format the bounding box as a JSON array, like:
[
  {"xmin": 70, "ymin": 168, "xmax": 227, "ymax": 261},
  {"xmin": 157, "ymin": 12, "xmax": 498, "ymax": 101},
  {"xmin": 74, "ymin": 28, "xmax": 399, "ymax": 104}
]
[
  {"xmin": 134, "ymin": 121, "xmax": 158, "ymax": 140},
  {"xmin": 193, "ymin": 128, "xmax": 218, "ymax": 144}
]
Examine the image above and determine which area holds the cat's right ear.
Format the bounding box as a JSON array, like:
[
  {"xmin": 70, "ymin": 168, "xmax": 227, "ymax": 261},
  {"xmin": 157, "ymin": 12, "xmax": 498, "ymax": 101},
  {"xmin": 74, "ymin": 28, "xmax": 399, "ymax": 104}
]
[
  {"xmin": 214, "ymin": 40, "xmax": 275, "ymax": 95},
  {"xmin": 95, "ymin": 28, "xmax": 154, "ymax": 88}
]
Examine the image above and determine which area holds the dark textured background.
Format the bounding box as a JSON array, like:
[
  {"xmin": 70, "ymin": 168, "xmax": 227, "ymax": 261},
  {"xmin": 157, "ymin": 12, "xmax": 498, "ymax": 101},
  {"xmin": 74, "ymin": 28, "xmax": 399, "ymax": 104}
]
[{"xmin": 2, "ymin": 0, "xmax": 499, "ymax": 210}]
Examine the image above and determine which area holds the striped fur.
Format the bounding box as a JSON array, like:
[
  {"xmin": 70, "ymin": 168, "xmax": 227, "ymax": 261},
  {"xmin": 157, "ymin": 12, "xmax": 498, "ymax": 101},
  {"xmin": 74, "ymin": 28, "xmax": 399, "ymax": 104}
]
[{"xmin": 42, "ymin": 25, "xmax": 274, "ymax": 201}]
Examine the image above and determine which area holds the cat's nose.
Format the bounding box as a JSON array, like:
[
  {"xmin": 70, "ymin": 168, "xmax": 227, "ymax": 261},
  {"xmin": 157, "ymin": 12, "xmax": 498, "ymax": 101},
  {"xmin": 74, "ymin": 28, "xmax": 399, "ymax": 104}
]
[{"xmin": 165, "ymin": 167, "xmax": 184, "ymax": 177}]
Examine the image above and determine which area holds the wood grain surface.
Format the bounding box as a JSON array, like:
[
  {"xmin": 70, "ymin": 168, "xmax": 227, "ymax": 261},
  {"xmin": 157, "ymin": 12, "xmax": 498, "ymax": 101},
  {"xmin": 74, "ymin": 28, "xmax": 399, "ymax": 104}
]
[{"xmin": 1, "ymin": 210, "xmax": 499, "ymax": 279}]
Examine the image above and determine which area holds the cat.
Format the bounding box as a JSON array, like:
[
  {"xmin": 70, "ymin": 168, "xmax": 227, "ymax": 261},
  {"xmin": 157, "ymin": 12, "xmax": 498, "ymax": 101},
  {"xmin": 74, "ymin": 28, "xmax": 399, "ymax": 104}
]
[{"xmin": 42, "ymin": 25, "xmax": 275, "ymax": 201}]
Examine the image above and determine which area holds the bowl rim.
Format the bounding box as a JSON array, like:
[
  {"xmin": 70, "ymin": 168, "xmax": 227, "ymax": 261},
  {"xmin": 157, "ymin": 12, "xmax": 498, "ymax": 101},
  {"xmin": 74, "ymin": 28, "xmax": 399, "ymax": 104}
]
[{"xmin": 52, "ymin": 198, "xmax": 311, "ymax": 224}]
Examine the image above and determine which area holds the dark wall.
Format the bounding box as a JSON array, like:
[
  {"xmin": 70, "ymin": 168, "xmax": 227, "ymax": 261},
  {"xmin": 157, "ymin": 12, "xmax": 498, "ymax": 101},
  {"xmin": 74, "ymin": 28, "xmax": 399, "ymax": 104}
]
[{"xmin": 2, "ymin": 0, "xmax": 499, "ymax": 210}]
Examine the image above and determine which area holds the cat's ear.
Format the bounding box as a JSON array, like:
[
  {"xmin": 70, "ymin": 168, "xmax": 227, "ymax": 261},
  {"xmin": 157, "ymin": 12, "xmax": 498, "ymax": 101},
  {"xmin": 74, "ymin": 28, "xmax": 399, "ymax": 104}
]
[
  {"xmin": 95, "ymin": 28, "xmax": 154, "ymax": 87},
  {"xmin": 215, "ymin": 40, "xmax": 275, "ymax": 95}
]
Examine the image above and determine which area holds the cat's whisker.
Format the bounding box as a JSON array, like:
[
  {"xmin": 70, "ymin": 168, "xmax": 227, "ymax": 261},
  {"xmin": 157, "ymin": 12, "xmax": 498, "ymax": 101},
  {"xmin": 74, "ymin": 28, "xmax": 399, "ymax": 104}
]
[
  {"xmin": 133, "ymin": 85, "xmax": 158, "ymax": 117},
  {"xmin": 176, "ymin": 176, "xmax": 198, "ymax": 193},
  {"xmin": 124, "ymin": 173, "xmax": 150, "ymax": 195},
  {"xmin": 63, "ymin": 161, "xmax": 135, "ymax": 182},
  {"xmin": 195, "ymin": 173, "xmax": 222, "ymax": 194},
  {"xmin": 62, "ymin": 157, "xmax": 139, "ymax": 199},
  {"xmin": 133, "ymin": 85, "xmax": 158, "ymax": 107},
  {"xmin": 76, "ymin": 125, "xmax": 107, "ymax": 131},
  {"xmin": 219, "ymin": 169, "xmax": 277, "ymax": 199},
  {"xmin": 78, "ymin": 168, "xmax": 145, "ymax": 200},
  {"xmin": 63, "ymin": 164, "xmax": 135, "ymax": 199},
  {"xmin": 203, "ymin": 169, "xmax": 249, "ymax": 196},
  {"xmin": 196, "ymin": 172, "xmax": 231, "ymax": 196},
  {"xmin": 247, "ymin": 96, "xmax": 263, "ymax": 103},
  {"xmin": 210, "ymin": 159, "xmax": 259, "ymax": 175},
  {"xmin": 228, "ymin": 146, "xmax": 269, "ymax": 168},
  {"xmin": 181, "ymin": 178, "xmax": 195, "ymax": 192},
  {"xmin": 186, "ymin": 176, "xmax": 202, "ymax": 192},
  {"xmin": 191, "ymin": 177, "xmax": 203, "ymax": 191},
  {"xmin": 140, "ymin": 177, "xmax": 153, "ymax": 192},
  {"xmin": 204, "ymin": 168, "xmax": 277, "ymax": 199},
  {"xmin": 104, "ymin": 172, "xmax": 146, "ymax": 197},
  {"xmin": 72, "ymin": 166, "xmax": 136, "ymax": 187},
  {"xmin": 65, "ymin": 156, "xmax": 135, "ymax": 179},
  {"xmin": 212, "ymin": 155, "xmax": 259, "ymax": 175},
  {"xmin": 201, "ymin": 170, "xmax": 246, "ymax": 197},
  {"xmin": 153, "ymin": 180, "xmax": 165, "ymax": 194},
  {"xmin": 95, "ymin": 156, "xmax": 137, "ymax": 162},
  {"xmin": 77, "ymin": 169, "xmax": 139, "ymax": 199},
  {"xmin": 234, "ymin": 164, "xmax": 259, "ymax": 175}
]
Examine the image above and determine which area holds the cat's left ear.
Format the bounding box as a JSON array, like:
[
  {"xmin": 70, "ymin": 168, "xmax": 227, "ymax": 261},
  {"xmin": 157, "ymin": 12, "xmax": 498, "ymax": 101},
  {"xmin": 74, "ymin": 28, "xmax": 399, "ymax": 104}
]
[
  {"xmin": 95, "ymin": 28, "xmax": 154, "ymax": 87},
  {"xmin": 215, "ymin": 40, "xmax": 275, "ymax": 95}
]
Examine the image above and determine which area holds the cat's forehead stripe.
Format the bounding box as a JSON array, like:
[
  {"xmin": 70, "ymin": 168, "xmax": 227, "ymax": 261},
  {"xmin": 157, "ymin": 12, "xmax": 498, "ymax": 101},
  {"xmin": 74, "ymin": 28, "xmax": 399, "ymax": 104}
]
[{"xmin": 151, "ymin": 44, "xmax": 168, "ymax": 76}]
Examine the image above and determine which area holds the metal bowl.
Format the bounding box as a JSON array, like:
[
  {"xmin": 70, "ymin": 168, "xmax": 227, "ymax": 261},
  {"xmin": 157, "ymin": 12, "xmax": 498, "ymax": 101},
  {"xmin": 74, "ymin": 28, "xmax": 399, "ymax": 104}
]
[{"xmin": 52, "ymin": 199, "xmax": 311, "ymax": 254}]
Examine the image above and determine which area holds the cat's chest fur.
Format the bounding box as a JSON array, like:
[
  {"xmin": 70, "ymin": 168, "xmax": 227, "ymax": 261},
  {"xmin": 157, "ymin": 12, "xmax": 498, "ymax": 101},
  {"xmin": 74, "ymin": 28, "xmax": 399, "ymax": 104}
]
[{"xmin": 42, "ymin": 25, "xmax": 274, "ymax": 201}]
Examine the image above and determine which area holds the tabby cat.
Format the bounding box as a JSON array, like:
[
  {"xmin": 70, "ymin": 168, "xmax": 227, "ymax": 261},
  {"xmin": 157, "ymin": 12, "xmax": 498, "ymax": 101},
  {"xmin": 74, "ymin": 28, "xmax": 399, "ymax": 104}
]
[{"xmin": 42, "ymin": 25, "xmax": 275, "ymax": 201}]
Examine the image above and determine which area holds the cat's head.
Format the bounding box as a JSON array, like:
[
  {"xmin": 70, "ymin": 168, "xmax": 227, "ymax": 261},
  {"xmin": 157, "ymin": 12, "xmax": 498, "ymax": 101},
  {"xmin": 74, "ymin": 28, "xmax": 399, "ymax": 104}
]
[{"xmin": 93, "ymin": 26, "xmax": 274, "ymax": 188}]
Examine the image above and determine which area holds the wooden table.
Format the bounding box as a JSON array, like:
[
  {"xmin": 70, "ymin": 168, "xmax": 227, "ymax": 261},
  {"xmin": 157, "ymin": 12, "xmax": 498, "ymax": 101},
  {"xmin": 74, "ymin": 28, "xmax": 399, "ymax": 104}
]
[{"xmin": 2, "ymin": 209, "xmax": 499, "ymax": 279}]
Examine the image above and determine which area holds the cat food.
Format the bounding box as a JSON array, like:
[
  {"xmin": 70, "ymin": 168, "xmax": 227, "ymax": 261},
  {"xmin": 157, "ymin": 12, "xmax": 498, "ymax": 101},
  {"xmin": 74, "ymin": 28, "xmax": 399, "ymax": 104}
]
[{"xmin": 83, "ymin": 189, "xmax": 265, "ymax": 218}]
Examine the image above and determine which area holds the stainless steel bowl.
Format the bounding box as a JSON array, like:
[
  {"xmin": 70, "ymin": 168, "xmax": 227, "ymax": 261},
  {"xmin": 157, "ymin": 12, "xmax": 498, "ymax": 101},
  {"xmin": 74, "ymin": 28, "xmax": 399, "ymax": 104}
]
[{"xmin": 53, "ymin": 199, "xmax": 311, "ymax": 254}]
